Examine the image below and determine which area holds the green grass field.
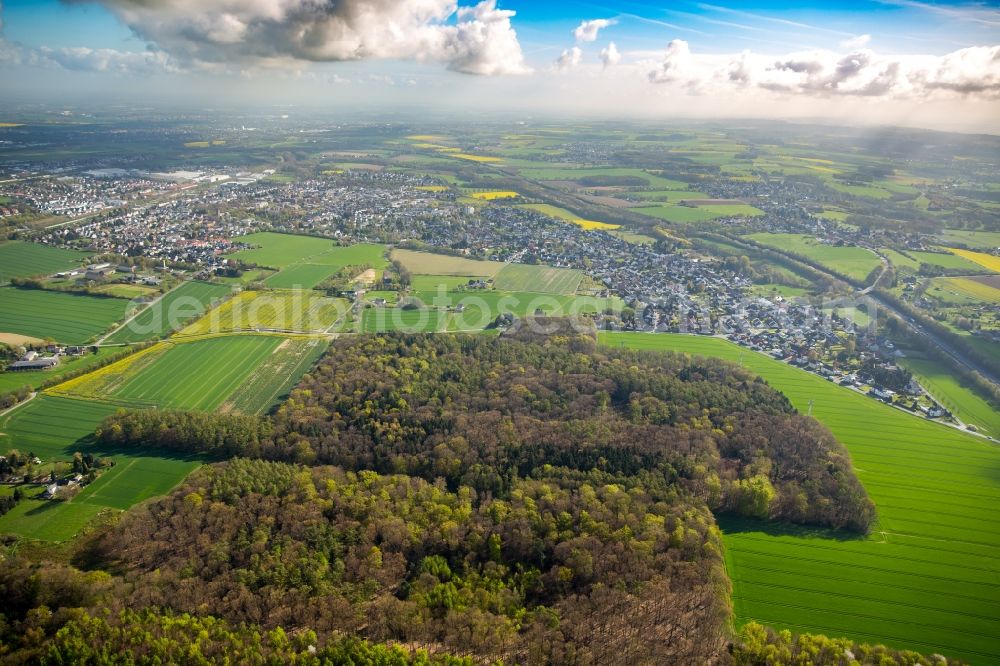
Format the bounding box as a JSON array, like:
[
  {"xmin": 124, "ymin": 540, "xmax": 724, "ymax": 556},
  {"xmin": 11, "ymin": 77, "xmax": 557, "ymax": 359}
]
[
  {"xmin": 264, "ymin": 243, "xmax": 389, "ymax": 289},
  {"xmin": 103, "ymin": 281, "xmax": 231, "ymax": 344},
  {"xmin": 178, "ymin": 291, "xmax": 347, "ymax": 335},
  {"xmin": 221, "ymin": 337, "xmax": 329, "ymax": 415},
  {"xmin": 108, "ymin": 336, "xmax": 287, "ymax": 411},
  {"xmin": 492, "ymin": 263, "xmax": 583, "ymax": 295},
  {"xmin": 263, "ymin": 264, "xmax": 339, "ymax": 289},
  {"xmin": 0, "ymin": 395, "xmax": 200, "ymax": 541},
  {"xmin": 902, "ymin": 356, "xmax": 1000, "ymax": 438},
  {"xmin": 599, "ymin": 332, "xmax": 1000, "ymax": 663},
  {"xmin": 908, "ymin": 251, "xmax": 986, "ymax": 272},
  {"xmin": 881, "ymin": 249, "xmax": 921, "ymax": 271},
  {"xmin": 513, "ymin": 166, "xmax": 688, "ymax": 190},
  {"xmin": 0, "ymin": 287, "xmax": 132, "ymax": 343},
  {"xmin": 229, "ymin": 232, "xmax": 341, "ymax": 268},
  {"xmin": 937, "ymin": 230, "xmax": 1000, "ymax": 250},
  {"xmin": 748, "ymin": 233, "xmax": 882, "ymax": 282},
  {"xmin": 633, "ymin": 205, "xmax": 722, "ymax": 224},
  {"xmin": 0, "ymin": 347, "xmax": 121, "ymax": 396},
  {"xmin": 927, "ymin": 277, "xmax": 1000, "ymax": 305},
  {"xmin": 0, "ymin": 241, "xmax": 92, "ymax": 283}
]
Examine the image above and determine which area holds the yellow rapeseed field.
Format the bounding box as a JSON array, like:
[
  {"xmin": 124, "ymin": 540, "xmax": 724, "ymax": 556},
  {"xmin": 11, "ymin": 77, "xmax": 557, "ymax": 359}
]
[
  {"xmin": 46, "ymin": 343, "xmax": 169, "ymax": 399},
  {"xmin": 947, "ymin": 247, "xmax": 1000, "ymax": 273},
  {"xmin": 471, "ymin": 191, "xmax": 520, "ymax": 200}
]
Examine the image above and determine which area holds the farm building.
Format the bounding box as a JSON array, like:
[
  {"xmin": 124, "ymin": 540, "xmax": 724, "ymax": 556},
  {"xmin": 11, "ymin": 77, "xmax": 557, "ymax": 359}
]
[
  {"xmin": 8, "ymin": 354, "xmax": 61, "ymax": 371},
  {"xmin": 85, "ymin": 263, "xmax": 115, "ymax": 280}
]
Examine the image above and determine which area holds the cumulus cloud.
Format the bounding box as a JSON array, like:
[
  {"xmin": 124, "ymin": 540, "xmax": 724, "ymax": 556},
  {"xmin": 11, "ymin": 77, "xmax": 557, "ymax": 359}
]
[
  {"xmin": 573, "ymin": 18, "xmax": 616, "ymax": 43},
  {"xmin": 38, "ymin": 46, "xmax": 179, "ymax": 75},
  {"xmin": 0, "ymin": 0, "xmax": 178, "ymax": 79},
  {"xmin": 647, "ymin": 40, "xmax": 691, "ymax": 83},
  {"xmin": 556, "ymin": 46, "xmax": 583, "ymax": 70},
  {"xmin": 73, "ymin": 0, "xmax": 530, "ymax": 75},
  {"xmin": 599, "ymin": 42, "xmax": 621, "ymax": 67},
  {"xmin": 644, "ymin": 40, "xmax": 1000, "ymax": 100}
]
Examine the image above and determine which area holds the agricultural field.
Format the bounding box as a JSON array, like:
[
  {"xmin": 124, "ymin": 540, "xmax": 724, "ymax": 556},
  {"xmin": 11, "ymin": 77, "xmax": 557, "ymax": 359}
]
[
  {"xmin": 91, "ymin": 283, "xmax": 160, "ymax": 299},
  {"xmin": 518, "ymin": 203, "xmax": 619, "ymax": 230},
  {"xmin": 947, "ymin": 247, "xmax": 1000, "ymax": 273},
  {"xmin": 51, "ymin": 336, "xmax": 290, "ymax": 411},
  {"xmin": 229, "ymin": 232, "xmax": 342, "ymax": 268},
  {"xmin": 908, "ymin": 250, "xmax": 986, "ymax": 272},
  {"xmin": 599, "ymin": 332, "xmax": 1000, "ymax": 664},
  {"xmin": 635, "ymin": 202, "xmax": 764, "ymax": 222},
  {"xmin": 632, "ymin": 204, "xmax": 726, "ymax": 224},
  {"xmin": 178, "ymin": 291, "xmax": 347, "ymax": 335},
  {"xmin": 360, "ymin": 307, "xmax": 449, "ymax": 333},
  {"xmin": 103, "ymin": 281, "xmax": 231, "ymax": 344},
  {"xmin": 0, "ymin": 347, "xmax": 121, "ymax": 396},
  {"xmin": 0, "ymin": 395, "xmax": 200, "ymax": 541},
  {"xmin": 747, "ymin": 233, "xmax": 882, "ymax": 282},
  {"xmin": 221, "ymin": 337, "xmax": 329, "ymax": 415},
  {"xmin": 927, "ymin": 277, "xmax": 1000, "ymax": 305},
  {"xmin": 880, "ymin": 249, "xmax": 922, "ymax": 271},
  {"xmin": 391, "ymin": 249, "xmax": 506, "ymax": 277},
  {"xmin": 937, "ymin": 229, "xmax": 1000, "ymax": 249},
  {"xmin": 409, "ymin": 275, "xmax": 485, "ymax": 291},
  {"xmin": 264, "ymin": 243, "xmax": 389, "ymax": 289},
  {"xmin": 492, "ymin": 263, "xmax": 584, "ymax": 295},
  {"xmin": 0, "ymin": 287, "xmax": 132, "ymax": 343},
  {"xmin": 901, "ymin": 355, "xmax": 1000, "ymax": 438},
  {"xmin": 469, "ymin": 190, "xmax": 519, "ymax": 200},
  {"xmin": 627, "ymin": 189, "xmax": 709, "ymax": 202},
  {"xmin": 513, "ymin": 166, "xmax": 688, "ymax": 190},
  {"xmin": 0, "ymin": 240, "xmax": 91, "ymax": 283}
]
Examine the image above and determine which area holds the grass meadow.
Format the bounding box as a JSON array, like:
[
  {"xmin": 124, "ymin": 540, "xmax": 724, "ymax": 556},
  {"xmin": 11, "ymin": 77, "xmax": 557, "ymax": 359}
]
[
  {"xmin": 492, "ymin": 263, "xmax": 583, "ymax": 295},
  {"xmin": 901, "ymin": 355, "xmax": 1000, "ymax": 438},
  {"xmin": 599, "ymin": 332, "xmax": 1000, "ymax": 663},
  {"xmin": 0, "ymin": 395, "xmax": 200, "ymax": 541},
  {"xmin": 264, "ymin": 243, "xmax": 389, "ymax": 289},
  {"xmin": 229, "ymin": 232, "xmax": 341, "ymax": 268},
  {"xmin": 0, "ymin": 241, "xmax": 91, "ymax": 283},
  {"xmin": 178, "ymin": 291, "xmax": 346, "ymax": 335},
  {"xmin": 748, "ymin": 233, "xmax": 883, "ymax": 282},
  {"xmin": 104, "ymin": 280, "xmax": 231, "ymax": 344},
  {"xmin": 0, "ymin": 287, "xmax": 131, "ymax": 343}
]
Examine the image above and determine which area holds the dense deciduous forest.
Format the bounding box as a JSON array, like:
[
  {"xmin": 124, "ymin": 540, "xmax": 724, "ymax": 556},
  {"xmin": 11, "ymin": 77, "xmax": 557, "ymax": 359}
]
[
  {"xmin": 99, "ymin": 334, "xmax": 875, "ymax": 531},
  {"xmin": 1, "ymin": 333, "xmax": 895, "ymax": 663}
]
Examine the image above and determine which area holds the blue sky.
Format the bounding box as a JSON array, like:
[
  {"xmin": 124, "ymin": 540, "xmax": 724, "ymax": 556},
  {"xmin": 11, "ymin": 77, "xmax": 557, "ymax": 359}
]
[
  {"xmin": 4, "ymin": 0, "xmax": 995, "ymax": 54},
  {"xmin": 1, "ymin": 0, "xmax": 998, "ymax": 130}
]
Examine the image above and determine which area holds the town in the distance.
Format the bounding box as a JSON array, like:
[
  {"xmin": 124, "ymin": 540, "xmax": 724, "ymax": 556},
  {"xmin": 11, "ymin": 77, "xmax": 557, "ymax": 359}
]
[{"xmin": 1, "ymin": 111, "xmax": 997, "ymax": 665}]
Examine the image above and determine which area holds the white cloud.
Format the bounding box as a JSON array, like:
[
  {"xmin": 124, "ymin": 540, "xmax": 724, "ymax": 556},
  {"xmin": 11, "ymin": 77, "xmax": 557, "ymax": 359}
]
[
  {"xmin": 76, "ymin": 0, "xmax": 530, "ymax": 75},
  {"xmin": 841, "ymin": 34, "xmax": 872, "ymax": 49},
  {"xmin": 643, "ymin": 40, "xmax": 1000, "ymax": 100},
  {"xmin": 556, "ymin": 46, "xmax": 583, "ymax": 70},
  {"xmin": 573, "ymin": 18, "xmax": 616, "ymax": 43},
  {"xmin": 39, "ymin": 46, "xmax": 180, "ymax": 75},
  {"xmin": 599, "ymin": 42, "xmax": 621, "ymax": 67},
  {"xmin": 647, "ymin": 40, "xmax": 691, "ymax": 83}
]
